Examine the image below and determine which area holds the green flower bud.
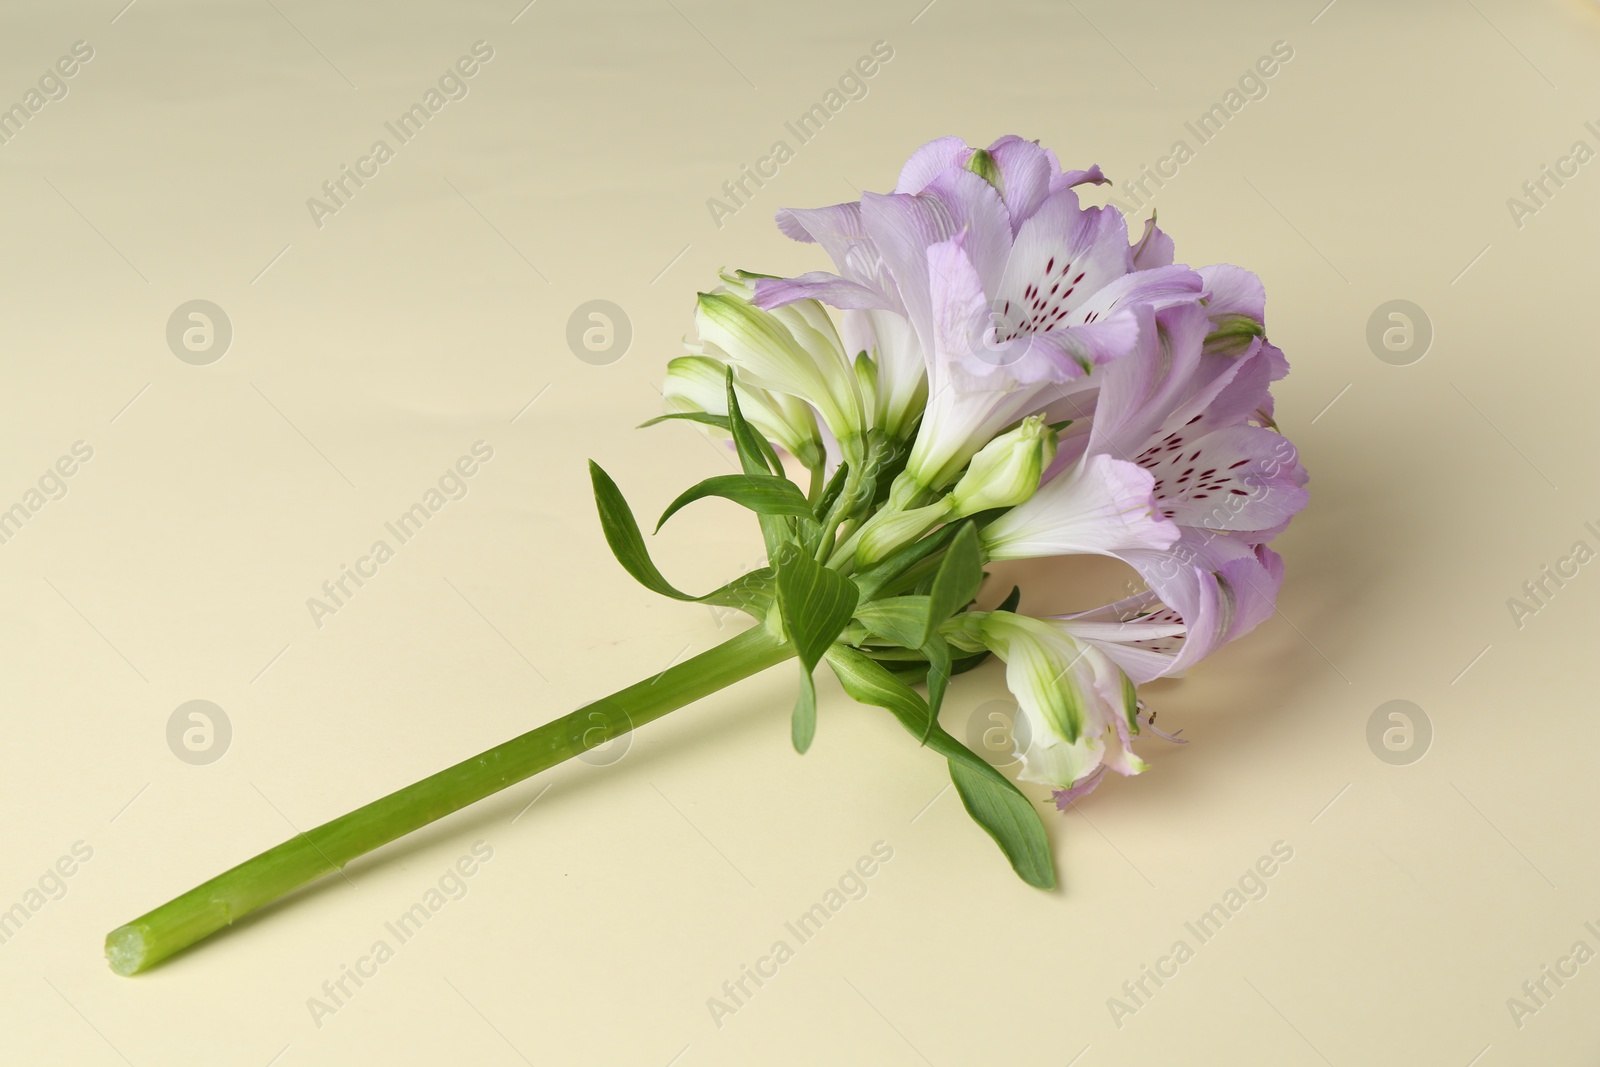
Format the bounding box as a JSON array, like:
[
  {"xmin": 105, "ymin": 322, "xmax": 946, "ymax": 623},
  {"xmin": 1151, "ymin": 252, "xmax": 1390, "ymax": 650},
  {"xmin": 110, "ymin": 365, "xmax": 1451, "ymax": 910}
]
[
  {"xmin": 965, "ymin": 148, "xmax": 1003, "ymax": 192},
  {"xmin": 855, "ymin": 500, "xmax": 953, "ymax": 567},
  {"xmin": 1203, "ymin": 315, "xmax": 1265, "ymax": 358},
  {"xmin": 948, "ymin": 416, "xmax": 1057, "ymax": 517}
]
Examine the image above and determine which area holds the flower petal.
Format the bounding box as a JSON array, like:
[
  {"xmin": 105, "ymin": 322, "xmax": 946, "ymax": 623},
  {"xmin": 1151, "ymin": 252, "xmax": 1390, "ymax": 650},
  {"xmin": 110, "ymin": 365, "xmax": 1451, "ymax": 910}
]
[
  {"xmin": 1140, "ymin": 424, "xmax": 1307, "ymax": 532},
  {"xmin": 984, "ymin": 453, "xmax": 1179, "ymax": 561}
]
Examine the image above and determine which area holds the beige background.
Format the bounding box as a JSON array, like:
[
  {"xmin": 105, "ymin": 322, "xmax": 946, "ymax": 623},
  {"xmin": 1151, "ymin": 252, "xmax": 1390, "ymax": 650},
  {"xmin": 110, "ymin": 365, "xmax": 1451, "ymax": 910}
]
[{"xmin": 1, "ymin": 0, "xmax": 1597, "ymax": 1063}]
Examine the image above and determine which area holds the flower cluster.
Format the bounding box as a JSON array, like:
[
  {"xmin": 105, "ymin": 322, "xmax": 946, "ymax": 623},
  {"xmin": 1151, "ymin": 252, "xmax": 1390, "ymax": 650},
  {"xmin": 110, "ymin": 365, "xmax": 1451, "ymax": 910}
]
[
  {"xmin": 661, "ymin": 135, "xmax": 1307, "ymax": 811},
  {"xmin": 102, "ymin": 137, "xmax": 1313, "ymax": 973}
]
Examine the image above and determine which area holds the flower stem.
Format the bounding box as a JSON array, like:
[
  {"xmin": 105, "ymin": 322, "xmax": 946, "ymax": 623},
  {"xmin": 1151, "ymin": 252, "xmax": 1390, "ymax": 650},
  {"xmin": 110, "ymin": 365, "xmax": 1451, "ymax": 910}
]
[{"xmin": 105, "ymin": 625, "xmax": 793, "ymax": 976}]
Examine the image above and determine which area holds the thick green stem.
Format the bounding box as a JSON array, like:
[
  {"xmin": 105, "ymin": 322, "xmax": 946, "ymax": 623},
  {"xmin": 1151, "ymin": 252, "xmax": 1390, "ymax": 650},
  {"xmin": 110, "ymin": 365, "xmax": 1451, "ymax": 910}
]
[{"xmin": 106, "ymin": 626, "xmax": 793, "ymax": 976}]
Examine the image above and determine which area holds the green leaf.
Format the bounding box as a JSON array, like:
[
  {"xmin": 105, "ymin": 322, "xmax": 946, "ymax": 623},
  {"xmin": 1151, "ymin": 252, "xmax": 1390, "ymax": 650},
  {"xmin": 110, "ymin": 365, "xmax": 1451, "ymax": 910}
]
[
  {"xmin": 792, "ymin": 670, "xmax": 817, "ymax": 753},
  {"xmin": 852, "ymin": 596, "xmax": 929, "ymax": 649},
  {"xmin": 590, "ymin": 460, "xmax": 698, "ymax": 601},
  {"xmin": 775, "ymin": 551, "xmax": 858, "ymax": 755},
  {"xmin": 813, "ymin": 461, "xmax": 850, "ymax": 521},
  {"xmin": 724, "ymin": 369, "xmax": 780, "ymax": 477},
  {"xmin": 589, "ymin": 460, "xmax": 773, "ymax": 611},
  {"xmin": 853, "ymin": 522, "xmax": 962, "ymax": 602},
  {"xmin": 724, "ymin": 370, "xmax": 791, "ymax": 562},
  {"xmin": 656, "ymin": 474, "xmax": 814, "ymax": 532},
  {"xmin": 638, "ymin": 411, "xmax": 732, "ymax": 432},
  {"xmin": 946, "ymin": 760, "xmax": 1056, "ymax": 887},
  {"xmin": 853, "ymin": 594, "xmax": 954, "ymax": 743},
  {"xmin": 922, "ymin": 522, "xmax": 982, "ymax": 646},
  {"xmin": 921, "ymin": 633, "xmax": 952, "ymax": 743},
  {"xmin": 885, "ymin": 645, "xmax": 991, "ymax": 685},
  {"xmin": 776, "ymin": 554, "xmax": 859, "ymax": 671},
  {"xmin": 826, "ymin": 646, "xmax": 1056, "ymax": 889}
]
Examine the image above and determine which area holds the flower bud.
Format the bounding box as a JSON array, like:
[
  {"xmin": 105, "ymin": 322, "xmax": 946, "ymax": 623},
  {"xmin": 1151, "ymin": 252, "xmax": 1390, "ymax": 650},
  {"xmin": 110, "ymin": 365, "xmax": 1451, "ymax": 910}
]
[
  {"xmin": 694, "ymin": 276, "xmax": 863, "ymax": 442},
  {"xmin": 1198, "ymin": 265, "xmax": 1266, "ymax": 358},
  {"xmin": 855, "ymin": 500, "xmax": 952, "ymax": 567},
  {"xmin": 948, "ymin": 416, "xmax": 1057, "ymax": 517},
  {"xmin": 663, "ymin": 356, "xmax": 824, "ymax": 470},
  {"xmin": 964, "ymin": 147, "xmax": 1003, "ymax": 191}
]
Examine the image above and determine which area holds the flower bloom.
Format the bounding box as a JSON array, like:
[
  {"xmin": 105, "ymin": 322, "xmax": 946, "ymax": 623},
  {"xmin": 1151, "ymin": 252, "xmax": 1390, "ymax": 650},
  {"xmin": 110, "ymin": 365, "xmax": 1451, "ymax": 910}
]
[{"xmin": 682, "ymin": 134, "xmax": 1308, "ymax": 802}]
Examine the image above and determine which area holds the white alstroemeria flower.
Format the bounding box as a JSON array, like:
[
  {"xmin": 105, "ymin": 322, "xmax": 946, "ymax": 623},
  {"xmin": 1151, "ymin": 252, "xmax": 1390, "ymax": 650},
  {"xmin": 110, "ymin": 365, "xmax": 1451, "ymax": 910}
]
[
  {"xmin": 662, "ymin": 355, "xmax": 825, "ymax": 470},
  {"xmin": 840, "ymin": 306, "xmax": 927, "ymax": 439},
  {"xmin": 948, "ymin": 611, "xmax": 1146, "ymax": 789},
  {"xmin": 694, "ymin": 273, "xmax": 865, "ymax": 446}
]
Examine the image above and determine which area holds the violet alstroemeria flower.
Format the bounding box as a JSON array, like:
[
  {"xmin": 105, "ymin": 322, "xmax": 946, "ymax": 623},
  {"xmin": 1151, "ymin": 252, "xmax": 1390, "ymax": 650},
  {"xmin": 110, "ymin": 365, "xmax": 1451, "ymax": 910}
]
[
  {"xmin": 754, "ymin": 135, "xmax": 1203, "ymax": 491},
  {"xmin": 987, "ymin": 286, "xmax": 1305, "ymax": 645},
  {"xmin": 699, "ymin": 134, "xmax": 1308, "ymax": 810}
]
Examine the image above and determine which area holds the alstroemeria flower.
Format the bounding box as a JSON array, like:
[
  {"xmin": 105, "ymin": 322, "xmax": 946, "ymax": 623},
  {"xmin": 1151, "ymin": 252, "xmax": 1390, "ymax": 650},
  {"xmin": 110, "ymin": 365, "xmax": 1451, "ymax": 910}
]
[
  {"xmin": 988, "ymin": 290, "xmax": 1305, "ymax": 667},
  {"xmin": 947, "ymin": 611, "xmax": 1147, "ymax": 790},
  {"xmin": 694, "ymin": 272, "xmax": 866, "ymax": 447},
  {"xmin": 981, "ymin": 452, "xmax": 1179, "ymax": 561},
  {"xmin": 662, "ymin": 355, "xmax": 825, "ymax": 470},
  {"xmin": 1052, "ymin": 546, "xmax": 1285, "ymax": 686},
  {"xmin": 753, "ymin": 136, "xmax": 1205, "ymax": 491}
]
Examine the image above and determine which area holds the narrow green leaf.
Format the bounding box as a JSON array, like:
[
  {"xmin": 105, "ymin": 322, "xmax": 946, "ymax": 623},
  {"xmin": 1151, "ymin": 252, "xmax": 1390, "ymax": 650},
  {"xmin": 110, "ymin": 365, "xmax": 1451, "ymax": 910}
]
[
  {"xmin": 589, "ymin": 460, "xmax": 773, "ymax": 611},
  {"xmin": 656, "ymin": 474, "xmax": 813, "ymax": 532},
  {"xmin": 922, "ymin": 522, "xmax": 983, "ymax": 646},
  {"xmin": 814, "ymin": 461, "xmax": 850, "ymax": 520},
  {"xmin": 724, "ymin": 370, "xmax": 791, "ymax": 562},
  {"xmin": 638, "ymin": 411, "xmax": 732, "ymax": 432},
  {"xmin": 826, "ymin": 646, "xmax": 1056, "ymax": 889},
  {"xmin": 590, "ymin": 460, "xmax": 698, "ymax": 601},
  {"xmin": 885, "ymin": 645, "xmax": 991, "ymax": 685},
  {"xmin": 792, "ymin": 669, "xmax": 817, "ymax": 753},
  {"xmin": 922, "ymin": 634, "xmax": 952, "ymax": 743},
  {"xmin": 724, "ymin": 369, "xmax": 780, "ymax": 476},
  {"xmin": 852, "ymin": 522, "xmax": 962, "ymax": 602}
]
